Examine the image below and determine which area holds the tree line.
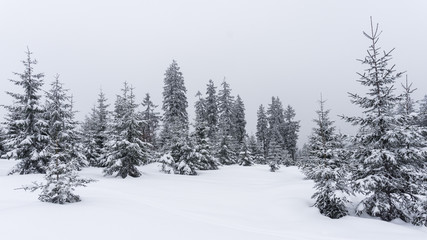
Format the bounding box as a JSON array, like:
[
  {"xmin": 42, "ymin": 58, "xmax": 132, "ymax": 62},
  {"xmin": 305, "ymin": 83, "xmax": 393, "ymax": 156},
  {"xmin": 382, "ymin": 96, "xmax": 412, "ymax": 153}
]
[{"xmin": 0, "ymin": 18, "xmax": 426, "ymax": 227}]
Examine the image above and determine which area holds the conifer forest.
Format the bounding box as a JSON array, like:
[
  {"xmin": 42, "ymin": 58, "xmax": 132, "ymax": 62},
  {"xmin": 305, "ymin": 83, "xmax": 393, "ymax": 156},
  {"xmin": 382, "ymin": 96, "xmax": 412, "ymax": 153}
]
[{"xmin": 1, "ymin": 2, "xmax": 427, "ymax": 240}]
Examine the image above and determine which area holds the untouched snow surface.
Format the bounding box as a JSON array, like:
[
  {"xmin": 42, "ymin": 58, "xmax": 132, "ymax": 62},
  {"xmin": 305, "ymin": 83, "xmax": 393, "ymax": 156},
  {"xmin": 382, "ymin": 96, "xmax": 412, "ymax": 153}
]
[{"xmin": 0, "ymin": 160, "xmax": 426, "ymax": 240}]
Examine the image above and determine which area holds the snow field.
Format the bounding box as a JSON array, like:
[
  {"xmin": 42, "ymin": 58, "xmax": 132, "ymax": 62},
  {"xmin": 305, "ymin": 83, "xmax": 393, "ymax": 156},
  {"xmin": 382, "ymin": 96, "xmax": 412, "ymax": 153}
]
[{"xmin": 0, "ymin": 160, "xmax": 426, "ymax": 240}]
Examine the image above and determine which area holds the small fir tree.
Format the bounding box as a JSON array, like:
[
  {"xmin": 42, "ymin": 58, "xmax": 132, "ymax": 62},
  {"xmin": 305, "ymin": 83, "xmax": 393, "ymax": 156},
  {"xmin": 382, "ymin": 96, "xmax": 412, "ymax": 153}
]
[{"xmin": 305, "ymin": 95, "xmax": 350, "ymax": 219}]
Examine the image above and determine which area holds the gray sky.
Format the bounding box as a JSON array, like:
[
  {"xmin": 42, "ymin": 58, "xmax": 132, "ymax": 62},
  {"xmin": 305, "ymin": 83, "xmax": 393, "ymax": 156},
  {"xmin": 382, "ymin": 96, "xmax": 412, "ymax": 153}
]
[{"xmin": 1, "ymin": 0, "xmax": 427, "ymax": 147}]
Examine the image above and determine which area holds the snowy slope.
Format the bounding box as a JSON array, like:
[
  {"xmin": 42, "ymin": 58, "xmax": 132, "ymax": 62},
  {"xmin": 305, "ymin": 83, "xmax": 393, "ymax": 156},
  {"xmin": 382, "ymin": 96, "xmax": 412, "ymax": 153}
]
[{"xmin": 0, "ymin": 160, "xmax": 426, "ymax": 240}]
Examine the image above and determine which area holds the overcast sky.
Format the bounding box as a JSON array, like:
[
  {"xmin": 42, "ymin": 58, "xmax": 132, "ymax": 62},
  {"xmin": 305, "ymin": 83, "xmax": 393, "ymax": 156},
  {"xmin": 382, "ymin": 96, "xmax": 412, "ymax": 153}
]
[{"xmin": 1, "ymin": 0, "xmax": 427, "ymax": 147}]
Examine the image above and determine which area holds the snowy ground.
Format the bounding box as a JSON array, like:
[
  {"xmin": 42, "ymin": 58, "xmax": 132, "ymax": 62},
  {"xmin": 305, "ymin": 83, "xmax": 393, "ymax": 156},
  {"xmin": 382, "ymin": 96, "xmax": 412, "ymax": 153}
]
[{"xmin": 0, "ymin": 160, "xmax": 426, "ymax": 240}]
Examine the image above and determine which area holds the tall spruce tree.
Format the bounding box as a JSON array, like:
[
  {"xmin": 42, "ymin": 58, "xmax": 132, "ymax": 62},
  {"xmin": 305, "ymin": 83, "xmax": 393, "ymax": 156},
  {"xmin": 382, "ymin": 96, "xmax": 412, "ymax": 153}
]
[
  {"xmin": 160, "ymin": 60, "xmax": 189, "ymax": 149},
  {"xmin": 304, "ymin": 95, "xmax": 350, "ymax": 219},
  {"xmin": 343, "ymin": 18, "xmax": 427, "ymax": 223},
  {"xmin": 104, "ymin": 83, "xmax": 149, "ymax": 178},
  {"xmin": 256, "ymin": 104, "xmax": 269, "ymax": 159},
  {"xmin": 205, "ymin": 80, "xmax": 219, "ymax": 141},
  {"xmin": 2, "ymin": 48, "xmax": 49, "ymax": 174},
  {"xmin": 217, "ymin": 80, "xmax": 236, "ymax": 164},
  {"xmin": 141, "ymin": 93, "xmax": 160, "ymax": 148}
]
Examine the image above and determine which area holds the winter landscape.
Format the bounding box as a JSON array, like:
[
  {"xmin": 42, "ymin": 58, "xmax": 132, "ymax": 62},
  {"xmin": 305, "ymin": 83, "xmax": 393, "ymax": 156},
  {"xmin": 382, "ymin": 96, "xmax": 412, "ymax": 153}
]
[{"xmin": 1, "ymin": 1, "xmax": 427, "ymax": 240}]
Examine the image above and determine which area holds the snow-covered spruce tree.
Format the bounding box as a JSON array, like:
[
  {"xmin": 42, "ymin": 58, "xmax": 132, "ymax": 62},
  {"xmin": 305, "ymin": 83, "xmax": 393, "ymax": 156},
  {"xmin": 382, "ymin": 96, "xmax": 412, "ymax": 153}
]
[
  {"xmin": 343, "ymin": 18, "xmax": 427, "ymax": 223},
  {"xmin": 266, "ymin": 97, "xmax": 285, "ymax": 156},
  {"xmin": 233, "ymin": 95, "xmax": 247, "ymax": 146},
  {"xmin": 160, "ymin": 60, "xmax": 189, "ymax": 150},
  {"xmin": 192, "ymin": 120, "xmax": 218, "ymax": 170},
  {"xmin": 305, "ymin": 95, "xmax": 351, "ymax": 219},
  {"xmin": 267, "ymin": 138, "xmax": 281, "ymax": 172},
  {"xmin": 205, "ymin": 79, "xmax": 219, "ymax": 142},
  {"xmin": 217, "ymin": 80, "xmax": 237, "ymax": 164},
  {"xmin": 67, "ymin": 95, "xmax": 88, "ymax": 170},
  {"xmin": 81, "ymin": 106, "xmax": 98, "ymax": 166},
  {"xmin": 283, "ymin": 105, "xmax": 300, "ymax": 162},
  {"xmin": 92, "ymin": 89, "xmax": 111, "ymax": 166},
  {"xmin": 2, "ymin": 48, "xmax": 49, "ymax": 174},
  {"xmin": 159, "ymin": 131, "xmax": 198, "ymax": 175},
  {"xmin": 217, "ymin": 135, "xmax": 236, "ymax": 165},
  {"xmin": 248, "ymin": 134, "xmax": 265, "ymax": 164},
  {"xmin": 238, "ymin": 141, "xmax": 253, "ymax": 166},
  {"xmin": 104, "ymin": 83, "xmax": 149, "ymax": 178},
  {"xmin": 194, "ymin": 91, "xmax": 207, "ymax": 124},
  {"xmin": 22, "ymin": 74, "xmax": 94, "ymax": 204},
  {"xmin": 192, "ymin": 92, "xmax": 218, "ymax": 170},
  {"xmin": 256, "ymin": 104, "xmax": 269, "ymax": 159},
  {"xmin": 140, "ymin": 93, "xmax": 160, "ymax": 149}
]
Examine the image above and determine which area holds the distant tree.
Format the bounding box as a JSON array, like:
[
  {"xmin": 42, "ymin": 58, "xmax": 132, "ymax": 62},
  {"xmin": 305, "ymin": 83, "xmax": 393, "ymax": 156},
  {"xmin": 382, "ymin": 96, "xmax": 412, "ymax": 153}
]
[
  {"xmin": 418, "ymin": 95, "xmax": 427, "ymax": 128},
  {"xmin": 267, "ymin": 138, "xmax": 281, "ymax": 172},
  {"xmin": 233, "ymin": 95, "xmax": 247, "ymax": 146},
  {"xmin": 237, "ymin": 141, "xmax": 253, "ymax": 166},
  {"xmin": 217, "ymin": 135, "xmax": 236, "ymax": 165},
  {"xmin": 256, "ymin": 104, "xmax": 269, "ymax": 158},
  {"xmin": 342, "ymin": 18, "xmax": 427, "ymax": 223},
  {"xmin": 80, "ymin": 90, "xmax": 110, "ymax": 167},
  {"xmin": 205, "ymin": 80, "xmax": 219, "ymax": 141},
  {"xmin": 160, "ymin": 60, "xmax": 189, "ymax": 149},
  {"xmin": 247, "ymin": 134, "xmax": 265, "ymax": 164},
  {"xmin": 283, "ymin": 105, "xmax": 300, "ymax": 161},
  {"xmin": 141, "ymin": 93, "xmax": 160, "ymax": 148},
  {"xmin": 396, "ymin": 76, "xmax": 416, "ymax": 116},
  {"xmin": 67, "ymin": 95, "xmax": 88, "ymax": 170},
  {"xmin": 267, "ymin": 97, "xmax": 284, "ymax": 139},
  {"xmin": 81, "ymin": 106, "xmax": 98, "ymax": 166},
  {"xmin": 104, "ymin": 83, "xmax": 149, "ymax": 178},
  {"xmin": 194, "ymin": 91, "xmax": 207, "ymax": 125},
  {"xmin": 2, "ymin": 48, "xmax": 49, "ymax": 174}
]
